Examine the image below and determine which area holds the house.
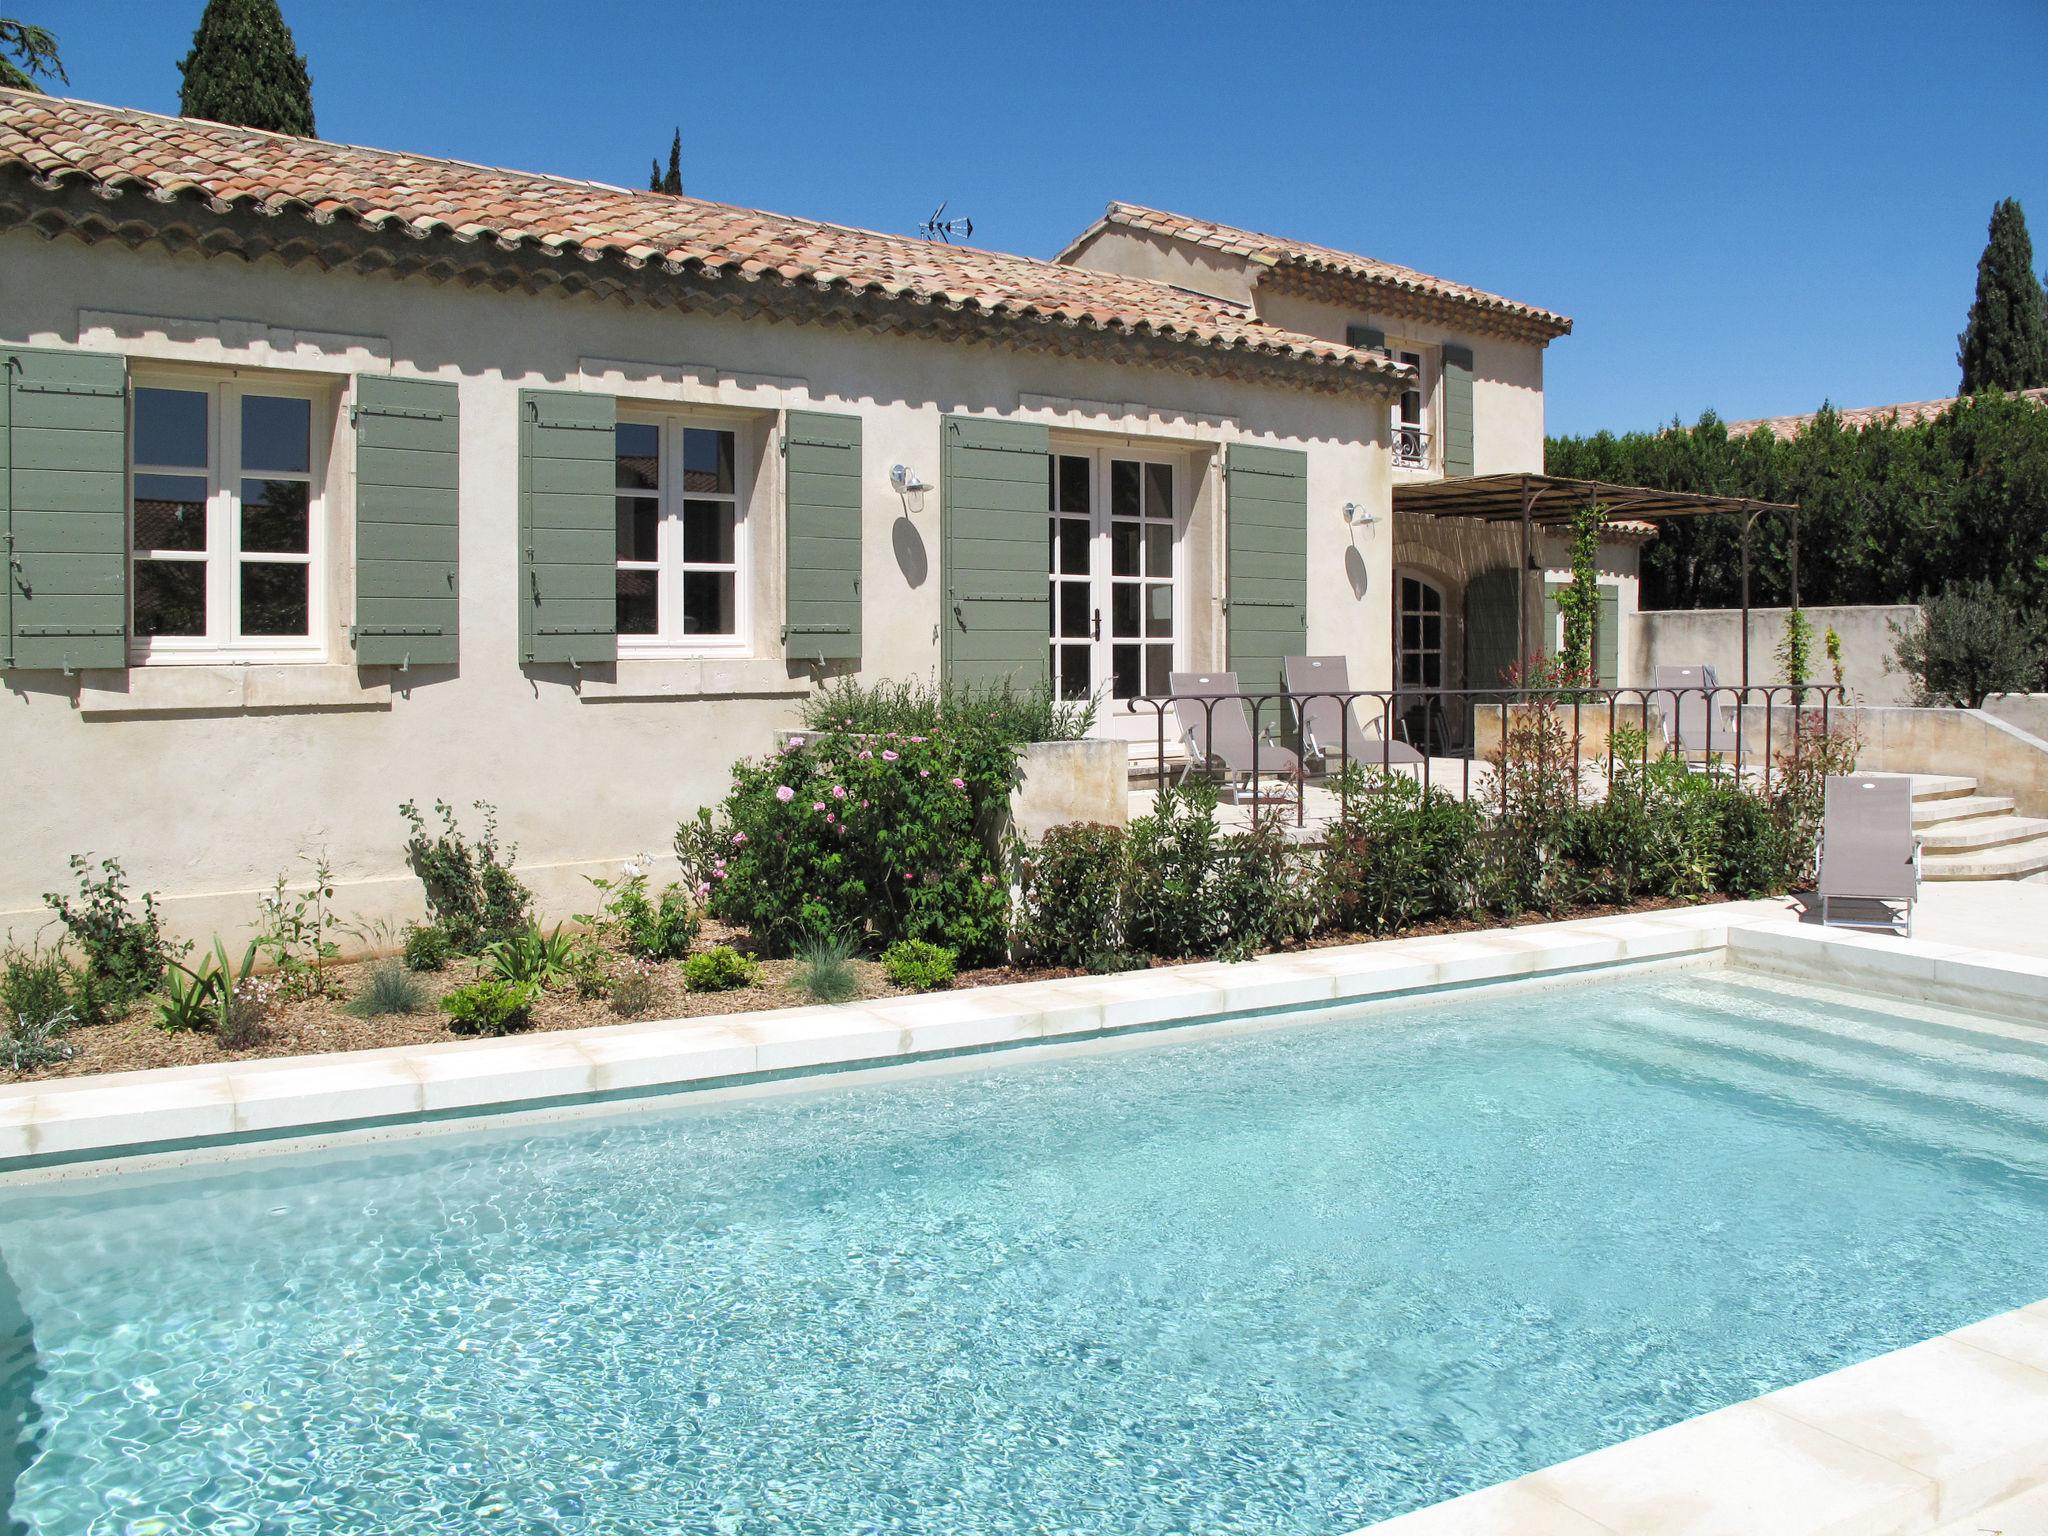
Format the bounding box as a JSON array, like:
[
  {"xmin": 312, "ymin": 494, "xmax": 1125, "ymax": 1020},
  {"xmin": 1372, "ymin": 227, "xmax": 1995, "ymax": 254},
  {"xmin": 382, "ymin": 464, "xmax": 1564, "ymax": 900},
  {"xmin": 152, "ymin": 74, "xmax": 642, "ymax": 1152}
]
[{"xmin": 0, "ymin": 91, "xmax": 1609, "ymax": 940}]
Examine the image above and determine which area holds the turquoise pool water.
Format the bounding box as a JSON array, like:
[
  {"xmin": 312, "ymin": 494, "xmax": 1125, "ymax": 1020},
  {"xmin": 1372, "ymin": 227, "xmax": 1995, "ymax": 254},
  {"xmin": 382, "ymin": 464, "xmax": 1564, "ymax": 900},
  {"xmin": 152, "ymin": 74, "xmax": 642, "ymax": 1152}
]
[{"xmin": 6, "ymin": 968, "xmax": 2048, "ymax": 1534}]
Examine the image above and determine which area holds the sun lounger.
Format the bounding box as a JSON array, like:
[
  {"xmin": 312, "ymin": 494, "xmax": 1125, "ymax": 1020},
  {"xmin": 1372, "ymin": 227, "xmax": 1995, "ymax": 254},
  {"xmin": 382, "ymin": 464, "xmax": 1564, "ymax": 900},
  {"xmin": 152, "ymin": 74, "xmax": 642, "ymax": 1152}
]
[
  {"xmin": 1653, "ymin": 664, "xmax": 1749, "ymax": 763},
  {"xmin": 1169, "ymin": 671, "xmax": 1302, "ymax": 801},
  {"xmin": 1283, "ymin": 655, "xmax": 1423, "ymax": 771},
  {"xmin": 1817, "ymin": 773, "xmax": 1920, "ymax": 937}
]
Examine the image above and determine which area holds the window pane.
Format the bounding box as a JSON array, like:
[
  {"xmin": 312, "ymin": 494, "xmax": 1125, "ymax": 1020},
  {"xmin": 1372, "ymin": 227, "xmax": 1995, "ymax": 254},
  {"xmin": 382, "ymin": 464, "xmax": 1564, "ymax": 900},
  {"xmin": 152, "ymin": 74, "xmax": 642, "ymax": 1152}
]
[
  {"xmin": 615, "ymin": 424, "xmax": 661, "ymax": 490},
  {"xmin": 241, "ymin": 395, "xmax": 310, "ymax": 475},
  {"xmin": 1111, "ymin": 643, "xmax": 1140, "ymax": 699},
  {"xmin": 241, "ymin": 479, "xmax": 310, "ymax": 554},
  {"xmin": 133, "ymin": 474, "xmax": 208, "ymax": 552},
  {"xmin": 134, "ymin": 559, "xmax": 206, "ymax": 636},
  {"xmin": 1145, "ymin": 644, "xmax": 1171, "ymax": 696},
  {"xmin": 615, "ymin": 497, "xmax": 659, "ymax": 561},
  {"xmin": 1056, "ymin": 517, "xmax": 1088, "ymax": 575},
  {"xmin": 239, "ymin": 561, "xmax": 309, "ymax": 637},
  {"xmin": 681, "ymin": 570, "xmax": 736, "ymax": 635},
  {"xmin": 1110, "ymin": 520, "xmax": 1139, "ymax": 577},
  {"xmin": 1057, "ymin": 455, "xmax": 1089, "ymax": 514},
  {"xmin": 1058, "ymin": 644, "xmax": 1090, "ymax": 701},
  {"xmin": 1145, "ymin": 462, "xmax": 1172, "ymax": 518},
  {"xmin": 1402, "ymin": 614, "xmax": 1421, "ymax": 649},
  {"xmin": 682, "ymin": 499, "xmax": 735, "ymax": 564},
  {"xmin": 134, "ymin": 388, "xmax": 208, "ymax": 469},
  {"xmin": 617, "ymin": 569, "xmax": 659, "ymax": 635},
  {"xmin": 1057, "ymin": 581, "xmax": 1089, "ymax": 639},
  {"xmin": 682, "ymin": 428, "xmax": 734, "ymax": 494},
  {"xmin": 1144, "ymin": 522, "xmax": 1172, "ymax": 578},
  {"xmin": 1401, "ymin": 578, "xmax": 1418, "ymax": 608},
  {"xmin": 1110, "ymin": 459, "xmax": 1139, "ymax": 518},
  {"xmin": 1146, "ymin": 583, "xmax": 1173, "ymax": 637},
  {"xmin": 1111, "ymin": 583, "xmax": 1139, "ymax": 638}
]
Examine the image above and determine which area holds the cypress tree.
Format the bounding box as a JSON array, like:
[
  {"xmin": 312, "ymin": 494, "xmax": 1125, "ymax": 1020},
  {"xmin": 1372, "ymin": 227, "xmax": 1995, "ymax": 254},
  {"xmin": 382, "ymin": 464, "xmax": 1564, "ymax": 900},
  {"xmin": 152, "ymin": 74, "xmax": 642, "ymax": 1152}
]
[
  {"xmin": 649, "ymin": 128, "xmax": 681, "ymax": 195},
  {"xmin": 178, "ymin": 0, "xmax": 315, "ymax": 138},
  {"xmin": 0, "ymin": 20, "xmax": 67, "ymax": 92},
  {"xmin": 1957, "ymin": 199, "xmax": 2048, "ymax": 394}
]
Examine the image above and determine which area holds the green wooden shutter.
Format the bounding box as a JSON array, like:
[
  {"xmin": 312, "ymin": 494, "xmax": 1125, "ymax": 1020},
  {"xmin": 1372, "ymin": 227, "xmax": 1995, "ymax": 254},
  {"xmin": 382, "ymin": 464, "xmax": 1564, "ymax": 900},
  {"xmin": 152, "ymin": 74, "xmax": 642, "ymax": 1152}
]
[
  {"xmin": 1596, "ymin": 588, "xmax": 1619, "ymax": 688},
  {"xmin": 352, "ymin": 375, "xmax": 459, "ymax": 667},
  {"xmin": 783, "ymin": 410, "xmax": 861, "ymax": 664},
  {"xmin": 1542, "ymin": 583, "xmax": 1562, "ymax": 659},
  {"xmin": 518, "ymin": 389, "xmax": 616, "ymax": 666},
  {"xmin": 1463, "ymin": 565, "xmax": 1520, "ymax": 691},
  {"xmin": 1225, "ymin": 443, "xmax": 1308, "ymax": 696},
  {"xmin": 3, "ymin": 347, "xmax": 127, "ymax": 671},
  {"xmin": 1441, "ymin": 343, "xmax": 1475, "ymax": 476},
  {"xmin": 941, "ymin": 415, "xmax": 1048, "ymax": 689},
  {"xmin": 1346, "ymin": 324, "xmax": 1385, "ymax": 351}
]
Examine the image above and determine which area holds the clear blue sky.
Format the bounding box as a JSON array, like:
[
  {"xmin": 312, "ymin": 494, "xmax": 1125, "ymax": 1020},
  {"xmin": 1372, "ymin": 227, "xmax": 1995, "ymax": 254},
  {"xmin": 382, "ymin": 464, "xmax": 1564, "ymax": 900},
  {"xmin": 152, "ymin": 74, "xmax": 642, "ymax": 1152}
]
[{"xmin": 25, "ymin": 0, "xmax": 2048, "ymax": 436}]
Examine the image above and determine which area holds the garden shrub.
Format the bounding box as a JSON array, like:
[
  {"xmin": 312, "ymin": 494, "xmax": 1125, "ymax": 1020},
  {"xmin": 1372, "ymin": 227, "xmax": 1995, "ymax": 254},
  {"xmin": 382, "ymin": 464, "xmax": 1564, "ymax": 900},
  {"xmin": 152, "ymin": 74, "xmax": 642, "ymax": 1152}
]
[
  {"xmin": 402, "ymin": 922, "xmax": 452, "ymax": 973},
  {"xmin": 1, "ymin": 948, "xmax": 79, "ymax": 1071},
  {"xmin": 582, "ymin": 868, "xmax": 699, "ymax": 961},
  {"xmin": 43, "ymin": 854, "xmax": 186, "ymax": 1012},
  {"xmin": 682, "ymin": 945, "xmax": 757, "ymax": 993},
  {"xmin": 154, "ymin": 937, "xmax": 260, "ymax": 1038},
  {"xmin": 707, "ymin": 733, "xmax": 1007, "ymax": 960},
  {"xmin": 255, "ymin": 855, "xmax": 340, "ymax": 999},
  {"xmin": 881, "ymin": 938, "xmax": 957, "ymax": 991},
  {"xmin": 1706, "ymin": 783, "xmax": 1792, "ymax": 898},
  {"xmin": 608, "ymin": 963, "xmax": 659, "ymax": 1018},
  {"xmin": 1207, "ymin": 808, "xmax": 1320, "ymax": 960},
  {"xmin": 1125, "ymin": 783, "xmax": 1226, "ymax": 958},
  {"xmin": 1011, "ymin": 823, "xmax": 1128, "ymax": 969},
  {"xmin": 1890, "ymin": 580, "xmax": 2048, "ymax": 707},
  {"xmin": 399, "ymin": 799, "xmax": 532, "ymax": 952},
  {"xmin": 1321, "ymin": 769, "xmax": 1483, "ymax": 934},
  {"xmin": 440, "ymin": 978, "xmax": 538, "ymax": 1036},
  {"xmin": 344, "ymin": 961, "xmax": 428, "ymax": 1019},
  {"xmin": 480, "ymin": 922, "xmax": 578, "ymax": 989}
]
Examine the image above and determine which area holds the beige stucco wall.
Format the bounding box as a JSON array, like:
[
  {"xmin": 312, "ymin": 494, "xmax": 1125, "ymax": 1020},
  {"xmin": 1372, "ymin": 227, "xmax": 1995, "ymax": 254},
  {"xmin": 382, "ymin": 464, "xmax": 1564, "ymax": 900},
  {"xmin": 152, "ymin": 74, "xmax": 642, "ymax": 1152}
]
[
  {"xmin": 1636, "ymin": 604, "xmax": 1921, "ymax": 701},
  {"xmin": 1, "ymin": 232, "xmax": 1391, "ymax": 948},
  {"xmin": 1060, "ymin": 225, "xmax": 1258, "ymax": 307}
]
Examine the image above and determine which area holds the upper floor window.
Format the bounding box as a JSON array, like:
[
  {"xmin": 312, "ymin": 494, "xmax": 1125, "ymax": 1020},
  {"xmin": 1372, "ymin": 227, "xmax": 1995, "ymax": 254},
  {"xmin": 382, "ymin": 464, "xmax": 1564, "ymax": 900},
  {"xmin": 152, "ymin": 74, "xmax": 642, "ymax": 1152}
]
[
  {"xmin": 130, "ymin": 377, "xmax": 324, "ymax": 660},
  {"xmin": 1392, "ymin": 347, "xmax": 1433, "ymax": 471},
  {"xmin": 614, "ymin": 415, "xmax": 746, "ymax": 649}
]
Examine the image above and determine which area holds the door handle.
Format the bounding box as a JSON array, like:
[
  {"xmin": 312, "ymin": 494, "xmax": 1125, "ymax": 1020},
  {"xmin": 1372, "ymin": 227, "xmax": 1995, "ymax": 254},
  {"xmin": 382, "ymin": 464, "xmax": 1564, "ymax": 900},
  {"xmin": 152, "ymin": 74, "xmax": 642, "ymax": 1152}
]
[{"xmin": 1092, "ymin": 607, "xmax": 1101, "ymax": 642}]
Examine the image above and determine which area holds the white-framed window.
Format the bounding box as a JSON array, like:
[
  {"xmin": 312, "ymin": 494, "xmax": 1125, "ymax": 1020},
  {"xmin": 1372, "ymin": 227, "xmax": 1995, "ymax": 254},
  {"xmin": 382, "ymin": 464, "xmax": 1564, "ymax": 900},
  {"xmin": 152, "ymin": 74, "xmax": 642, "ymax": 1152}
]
[
  {"xmin": 129, "ymin": 375, "xmax": 327, "ymax": 661},
  {"xmin": 613, "ymin": 412, "xmax": 747, "ymax": 651},
  {"xmin": 1391, "ymin": 346, "xmax": 1434, "ymax": 471}
]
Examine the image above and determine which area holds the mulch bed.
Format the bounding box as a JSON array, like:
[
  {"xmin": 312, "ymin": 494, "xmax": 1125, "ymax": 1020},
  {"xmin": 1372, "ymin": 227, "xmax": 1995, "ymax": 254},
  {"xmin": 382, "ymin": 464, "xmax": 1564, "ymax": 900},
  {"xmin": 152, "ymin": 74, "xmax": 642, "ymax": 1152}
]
[{"xmin": 11, "ymin": 893, "xmax": 1741, "ymax": 1086}]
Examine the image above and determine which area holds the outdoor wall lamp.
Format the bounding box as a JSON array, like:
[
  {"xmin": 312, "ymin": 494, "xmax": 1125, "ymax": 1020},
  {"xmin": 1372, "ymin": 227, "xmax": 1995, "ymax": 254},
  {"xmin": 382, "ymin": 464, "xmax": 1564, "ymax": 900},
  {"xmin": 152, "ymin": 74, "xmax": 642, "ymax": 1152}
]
[
  {"xmin": 890, "ymin": 463, "xmax": 931, "ymax": 514},
  {"xmin": 1343, "ymin": 501, "xmax": 1379, "ymax": 527}
]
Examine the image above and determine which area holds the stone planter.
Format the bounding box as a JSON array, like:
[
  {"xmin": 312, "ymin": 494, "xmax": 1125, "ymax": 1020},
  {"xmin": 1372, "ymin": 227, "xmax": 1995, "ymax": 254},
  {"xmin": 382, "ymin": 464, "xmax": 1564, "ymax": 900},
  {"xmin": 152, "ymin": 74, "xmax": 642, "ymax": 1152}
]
[{"xmin": 1008, "ymin": 739, "xmax": 1129, "ymax": 842}]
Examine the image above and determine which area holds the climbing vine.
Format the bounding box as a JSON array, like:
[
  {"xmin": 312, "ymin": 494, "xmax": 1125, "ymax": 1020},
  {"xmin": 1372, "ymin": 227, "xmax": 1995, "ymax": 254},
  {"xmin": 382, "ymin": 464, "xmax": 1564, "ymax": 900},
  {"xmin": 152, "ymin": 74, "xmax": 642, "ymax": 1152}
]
[{"xmin": 1553, "ymin": 501, "xmax": 1607, "ymax": 687}]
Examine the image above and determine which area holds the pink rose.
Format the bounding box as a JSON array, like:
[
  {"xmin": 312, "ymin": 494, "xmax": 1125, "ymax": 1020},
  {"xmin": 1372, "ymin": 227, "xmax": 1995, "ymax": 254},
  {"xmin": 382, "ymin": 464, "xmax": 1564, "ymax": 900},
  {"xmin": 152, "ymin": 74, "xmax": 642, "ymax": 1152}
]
[
  {"xmin": 858, "ymin": 750, "xmax": 873, "ymax": 760},
  {"xmin": 731, "ymin": 831, "xmax": 748, "ymax": 846},
  {"xmin": 882, "ymin": 750, "xmax": 898, "ymax": 762},
  {"xmin": 831, "ymin": 785, "xmax": 847, "ymax": 800},
  {"xmin": 951, "ymin": 777, "xmax": 966, "ymax": 789},
  {"xmin": 902, "ymin": 871, "xmax": 915, "ymax": 883},
  {"xmin": 919, "ymin": 768, "xmax": 930, "ymax": 779},
  {"xmin": 827, "ymin": 813, "xmax": 836, "ymax": 824},
  {"xmin": 695, "ymin": 881, "xmax": 711, "ymax": 899},
  {"xmin": 812, "ymin": 801, "xmax": 826, "ymax": 813},
  {"xmin": 774, "ymin": 785, "xmax": 795, "ymax": 803},
  {"xmin": 981, "ymin": 873, "xmax": 996, "ymax": 885},
  {"xmin": 908, "ymin": 736, "xmax": 926, "ymax": 744},
  {"xmin": 862, "ymin": 799, "xmax": 870, "ymax": 808}
]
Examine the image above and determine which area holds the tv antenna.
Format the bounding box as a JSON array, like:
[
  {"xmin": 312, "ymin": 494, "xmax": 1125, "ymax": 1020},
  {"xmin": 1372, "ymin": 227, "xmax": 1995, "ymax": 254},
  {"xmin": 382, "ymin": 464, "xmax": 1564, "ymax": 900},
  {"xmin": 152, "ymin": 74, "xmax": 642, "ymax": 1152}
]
[{"xmin": 919, "ymin": 201, "xmax": 974, "ymax": 244}]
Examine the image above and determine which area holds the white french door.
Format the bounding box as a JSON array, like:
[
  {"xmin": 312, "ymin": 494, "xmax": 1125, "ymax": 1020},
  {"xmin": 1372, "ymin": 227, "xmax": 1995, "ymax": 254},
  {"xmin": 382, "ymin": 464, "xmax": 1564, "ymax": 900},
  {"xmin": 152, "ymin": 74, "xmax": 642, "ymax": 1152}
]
[{"xmin": 1047, "ymin": 449, "xmax": 1181, "ymax": 737}]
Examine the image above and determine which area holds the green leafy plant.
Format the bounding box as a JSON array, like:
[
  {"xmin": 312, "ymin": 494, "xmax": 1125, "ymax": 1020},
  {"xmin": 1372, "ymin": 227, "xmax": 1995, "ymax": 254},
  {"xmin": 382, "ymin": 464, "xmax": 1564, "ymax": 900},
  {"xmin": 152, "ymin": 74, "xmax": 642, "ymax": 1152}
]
[
  {"xmin": 1825, "ymin": 627, "xmax": 1846, "ymax": 692},
  {"xmin": 344, "ymin": 960, "xmax": 429, "ymax": 1019},
  {"xmin": 1890, "ymin": 581, "xmax": 2048, "ymax": 707},
  {"xmin": 440, "ymin": 977, "xmax": 539, "ymax": 1037},
  {"xmin": 1551, "ymin": 500, "xmax": 1608, "ymax": 688},
  {"xmin": 1321, "ymin": 768, "xmax": 1483, "ymax": 934},
  {"xmin": 399, "ymin": 799, "xmax": 533, "ymax": 953},
  {"xmin": 1, "ymin": 947, "xmax": 79, "ymax": 1071},
  {"xmin": 1125, "ymin": 782, "xmax": 1226, "ymax": 958},
  {"xmin": 793, "ymin": 931, "xmax": 861, "ymax": 1003},
  {"xmin": 155, "ymin": 936, "xmax": 260, "ymax": 1037},
  {"xmin": 480, "ymin": 922, "xmax": 578, "ymax": 990},
  {"xmin": 43, "ymin": 855, "xmax": 187, "ymax": 1013},
  {"xmin": 1777, "ymin": 606, "xmax": 1814, "ymax": 693},
  {"xmin": 255, "ymin": 854, "xmax": 340, "ymax": 998},
  {"xmin": 1011, "ymin": 823, "xmax": 1127, "ymax": 969},
  {"xmin": 682, "ymin": 945, "xmax": 757, "ymax": 993},
  {"xmin": 4, "ymin": 1006, "xmax": 75, "ymax": 1072},
  {"xmin": 582, "ymin": 864, "xmax": 699, "ymax": 961},
  {"xmin": 568, "ymin": 937, "xmax": 613, "ymax": 1001},
  {"xmin": 401, "ymin": 922, "xmax": 452, "ymax": 973},
  {"xmin": 882, "ymin": 938, "xmax": 957, "ymax": 991}
]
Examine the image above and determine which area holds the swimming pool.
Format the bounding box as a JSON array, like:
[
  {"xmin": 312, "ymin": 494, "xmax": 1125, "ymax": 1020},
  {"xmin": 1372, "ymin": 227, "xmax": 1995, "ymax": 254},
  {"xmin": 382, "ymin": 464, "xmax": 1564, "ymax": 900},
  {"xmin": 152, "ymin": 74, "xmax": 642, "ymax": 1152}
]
[{"xmin": 5, "ymin": 966, "xmax": 2047, "ymax": 1534}]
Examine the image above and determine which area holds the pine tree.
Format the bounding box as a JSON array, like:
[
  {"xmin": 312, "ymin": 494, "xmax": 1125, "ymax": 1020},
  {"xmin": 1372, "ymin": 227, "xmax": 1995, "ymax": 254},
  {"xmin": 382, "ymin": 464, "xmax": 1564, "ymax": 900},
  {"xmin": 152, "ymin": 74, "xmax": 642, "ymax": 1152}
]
[
  {"xmin": 1958, "ymin": 199, "xmax": 2048, "ymax": 394},
  {"xmin": 0, "ymin": 19, "xmax": 67, "ymax": 92},
  {"xmin": 178, "ymin": 0, "xmax": 315, "ymax": 137},
  {"xmin": 649, "ymin": 128, "xmax": 681, "ymax": 195}
]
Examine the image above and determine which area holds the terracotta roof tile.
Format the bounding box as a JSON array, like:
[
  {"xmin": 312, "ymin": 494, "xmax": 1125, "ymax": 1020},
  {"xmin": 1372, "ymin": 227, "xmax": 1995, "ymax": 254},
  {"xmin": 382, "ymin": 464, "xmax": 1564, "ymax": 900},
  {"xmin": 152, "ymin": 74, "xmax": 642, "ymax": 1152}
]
[
  {"xmin": 1723, "ymin": 387, "xmax": 2048, "ymax": 439},
  {"xmin": 0, "ymin": 91, "xmax": 1409, "ymax": 391},
  {"xmin": 1068, "ymin": 202, "xmax": 1573, "ymax": 340}
]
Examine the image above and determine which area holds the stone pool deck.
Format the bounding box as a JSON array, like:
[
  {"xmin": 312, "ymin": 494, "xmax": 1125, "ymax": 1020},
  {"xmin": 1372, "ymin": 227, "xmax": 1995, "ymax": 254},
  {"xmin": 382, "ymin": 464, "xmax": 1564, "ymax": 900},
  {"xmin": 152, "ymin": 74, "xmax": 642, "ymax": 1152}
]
[{"xmin": 4, "ymin": 889, "xmax": 2048, "ymax": 1535}]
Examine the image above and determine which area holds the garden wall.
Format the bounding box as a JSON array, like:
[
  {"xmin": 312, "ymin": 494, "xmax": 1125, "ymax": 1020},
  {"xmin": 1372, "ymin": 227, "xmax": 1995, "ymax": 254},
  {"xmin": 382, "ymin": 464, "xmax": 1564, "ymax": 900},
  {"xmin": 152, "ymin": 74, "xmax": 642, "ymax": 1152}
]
[{"xmin": 1634, "ymin": 604, "xmax": 1919, "ymax": 703}]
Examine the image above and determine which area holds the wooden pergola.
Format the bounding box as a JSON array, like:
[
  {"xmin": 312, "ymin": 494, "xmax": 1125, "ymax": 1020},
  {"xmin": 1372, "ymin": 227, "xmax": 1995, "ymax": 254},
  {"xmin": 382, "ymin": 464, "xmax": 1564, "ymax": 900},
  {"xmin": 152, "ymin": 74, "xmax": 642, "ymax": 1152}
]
[{"xmin": 1391, "ymin": 473, "xmax": 1802, "ymax": 686}]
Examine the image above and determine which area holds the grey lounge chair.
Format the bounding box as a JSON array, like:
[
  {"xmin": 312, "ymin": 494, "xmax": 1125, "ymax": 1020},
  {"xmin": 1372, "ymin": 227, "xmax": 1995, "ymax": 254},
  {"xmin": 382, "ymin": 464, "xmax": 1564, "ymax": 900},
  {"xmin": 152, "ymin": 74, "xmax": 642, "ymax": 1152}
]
[
  {"xmin": 1653, "ymin": 664, "xmax": 1749, "ymax": 764},
  {"xmin": 1817, "ymin": 774, "xmax": 1920, "ymax": 937},
  {"xmin": 1170, "ymin": 671, "xmax": 1302, "ymax": 801},
  {"xmin": 1284, "ymin": 655, "xmax": 1422, "ymax": 770}
]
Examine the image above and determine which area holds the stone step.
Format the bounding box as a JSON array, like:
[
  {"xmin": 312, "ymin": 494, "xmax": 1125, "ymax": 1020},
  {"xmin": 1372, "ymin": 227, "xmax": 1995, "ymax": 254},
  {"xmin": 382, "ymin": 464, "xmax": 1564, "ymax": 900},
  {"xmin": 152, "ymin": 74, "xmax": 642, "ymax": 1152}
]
[
  {"xmin": 1912, "ymin": 792, "xmax": 2016, "ymax": 827},
  {"xmin": 1919, "ymin": 815, "xmax": 2048, "ymax": 855},
  {"xmin": 1903, "ymin": 773, "xmax": 1979, "ymax": 801},
  {"xmin": 1923, "ymin": 835, "xmax": 2048, "ymax": 882}
]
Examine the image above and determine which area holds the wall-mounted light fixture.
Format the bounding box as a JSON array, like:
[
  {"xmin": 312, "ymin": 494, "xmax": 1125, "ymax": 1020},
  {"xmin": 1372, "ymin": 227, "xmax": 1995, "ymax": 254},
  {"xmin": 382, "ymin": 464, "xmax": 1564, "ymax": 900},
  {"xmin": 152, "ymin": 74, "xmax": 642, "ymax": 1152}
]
[
  {"xmin": 1342, "ymin": 501, "xmax": 1379, "ymax": 527},
  {"xmin": 890, "ymin": 463, "xmax": 932, "ymax": 515}
]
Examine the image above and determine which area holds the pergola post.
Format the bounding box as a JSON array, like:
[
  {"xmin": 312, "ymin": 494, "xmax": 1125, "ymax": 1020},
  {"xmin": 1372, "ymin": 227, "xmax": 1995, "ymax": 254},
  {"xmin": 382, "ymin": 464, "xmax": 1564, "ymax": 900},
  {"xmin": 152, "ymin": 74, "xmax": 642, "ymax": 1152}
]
[
  {"xmin": 1739, "ymin": 510, "xmax": 1755, "ymax": 689},
  {"xmin": 1517, "ymin": 475, "xmax": 1535, "ymax": 667}
]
